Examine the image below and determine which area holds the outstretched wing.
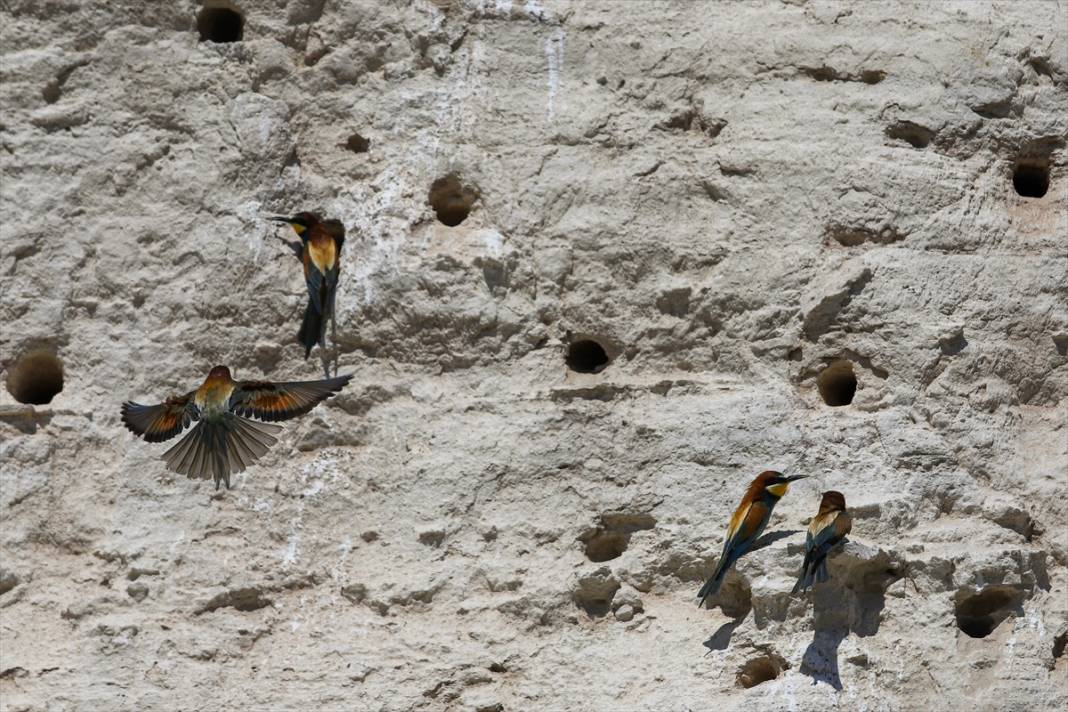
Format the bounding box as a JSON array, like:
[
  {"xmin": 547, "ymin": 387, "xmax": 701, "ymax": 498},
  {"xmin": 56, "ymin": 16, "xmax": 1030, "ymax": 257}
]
[
  {"xmin": 229, "ymin": 375, "xmax": 352, "ymax": 422},
  {"xmin": 121, "ymin": 392, "xmax": 198, "ymax": 443}
]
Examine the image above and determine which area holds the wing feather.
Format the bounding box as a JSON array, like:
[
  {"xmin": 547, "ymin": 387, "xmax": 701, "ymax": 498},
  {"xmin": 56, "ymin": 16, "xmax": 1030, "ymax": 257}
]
[
  {"xmin": 121, "ymin": 392, "xmax": 197, "ymax": 443},
  {"xmin": 230, "ymin": 375, "xmax": 352, "ymax": 422}
]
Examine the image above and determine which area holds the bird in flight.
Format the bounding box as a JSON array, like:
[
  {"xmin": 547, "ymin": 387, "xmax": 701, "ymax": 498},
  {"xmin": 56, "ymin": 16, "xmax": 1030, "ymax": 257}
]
[
  {"xmin": 121, "ymin": 365, "xmax": 351, "ymax": 489},
  {"xmin": 792, "ymin": 490, "xmax": 852, "ymax": 593},
  {"xmin": 271, "ymin": 212, "xmax": 346, "ymax": 359},
  {"xmin": 698, "ymin": 470, "xmax": 807, "ymax": 606}
]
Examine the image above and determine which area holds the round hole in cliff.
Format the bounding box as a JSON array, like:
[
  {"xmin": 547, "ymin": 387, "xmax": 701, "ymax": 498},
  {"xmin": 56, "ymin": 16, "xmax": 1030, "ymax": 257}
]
[
  {"xmin": 1013, "ymin": 161, "xmax": 1049, "ymax": 198},
  {"xmin": 346, "ymin": 133, "xmax": 370, "ymax": 154},
  {"xmin": 197, "ymin": 6, "xmax": 244, "ymax": 44},
  {"xmin": 566, "ymin": 339, "xmax": 610, "ymax": 374},
  {"xmin": 584, "ymin": 531, "xmax": 628, "ymax": 562},
  {"xmin": 816, "ymin": 360, "xmax": 856, "ymax": 407},
  {"xmin": 5, "ymin": 350, "xmax": 64, "ymax": 405},
  {"xmin": 955, "ymin": 586, "xmax": 1021, "ymax": 639},
  {"xmin": 428, "ymin": 174, "xmax": 478, "ymax": 227},
  {"xmin": 737, "ymin": 655, "xmax": 784, "ymax": 688}
]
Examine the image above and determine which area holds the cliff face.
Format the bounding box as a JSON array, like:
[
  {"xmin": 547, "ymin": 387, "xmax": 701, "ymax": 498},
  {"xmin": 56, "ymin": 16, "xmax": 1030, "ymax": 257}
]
[{"xmin": 1, "ymin": 1, "xmax": 1066, "ymax": 710}]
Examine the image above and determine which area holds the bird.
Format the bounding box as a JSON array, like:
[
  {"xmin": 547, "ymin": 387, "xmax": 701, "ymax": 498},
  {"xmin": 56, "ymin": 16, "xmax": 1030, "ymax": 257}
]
[
  {"xmin": 121, "ymin": 366, "xmax": 351, "ymax": 489},
  {"xmin": 697, "ymin": 470, "xmax": 808, "ymax": 606},
  {"xmin": 792, "ymin": 490, "xmax": 852, "ymax": 593},
  {"xmin": 270, "ymin": 212, "xmax": 346, "ymax": 359}
]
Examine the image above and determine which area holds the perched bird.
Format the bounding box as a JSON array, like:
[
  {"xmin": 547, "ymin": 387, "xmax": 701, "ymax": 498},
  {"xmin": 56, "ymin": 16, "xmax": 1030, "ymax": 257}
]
[
  {"xmin": 270, "ymin": 212, "xmax": 346, "ymax": 358},
  {"xmin": 121, "ymin": 366, "xmax": 351, "ymax": 489},
  {"xmin": 792, "ymin": 490, "xmax": 852, "ymax": 593},
  {"xmin": 698, "ymin": 470, "xmax": 808, "ymax": 606}
]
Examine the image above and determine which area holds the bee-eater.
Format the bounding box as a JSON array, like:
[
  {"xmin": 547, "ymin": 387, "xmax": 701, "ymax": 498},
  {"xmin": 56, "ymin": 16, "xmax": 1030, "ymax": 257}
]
[
  {"xmin": 698, "ymin": 470, "xmax": 808, "ymax": 606},
  {"xmin": 792, "ymin": 490, "xmax": 852, "ymax": 593},
  {"xmin": 270, "ymin": 212, "xmax": 346, "ymax": 358},
  {"xmin": 121, "ymin": 366, "xmax": 351, "ymax": 489}
]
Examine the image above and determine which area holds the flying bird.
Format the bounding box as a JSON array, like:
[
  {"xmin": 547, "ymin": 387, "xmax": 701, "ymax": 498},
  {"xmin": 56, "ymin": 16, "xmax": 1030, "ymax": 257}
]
[
  {"xmin": 270, "ymin": 212, "xmax": 346, "ymax": 358},
  {"xmin": 698, "ymin": 470, "xmax": 808, "ymax": 606},
  {"xmin": 792, "ymin": 490, "xmax": 852, "ymax": 593},
  {"xmin": 121, "ymin": 366, "xmax": 351, "ymax": 489}
]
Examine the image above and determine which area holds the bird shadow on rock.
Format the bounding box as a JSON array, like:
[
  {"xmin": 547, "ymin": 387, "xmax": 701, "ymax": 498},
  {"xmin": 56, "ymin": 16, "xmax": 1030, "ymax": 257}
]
[
  {"xmin": 750, "ymin": 529, "xmax": 802, "ymax": 553},
  {"xmin": 701, "ymin": 572, "xmax": 754, "ymax": 653},
  {"xmin": 798, "ymin": 544, "xmax": 903, "ymax": 691}
]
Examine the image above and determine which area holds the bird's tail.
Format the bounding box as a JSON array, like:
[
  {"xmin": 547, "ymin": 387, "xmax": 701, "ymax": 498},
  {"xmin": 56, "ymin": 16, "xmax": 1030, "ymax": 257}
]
[
  {"xmin": 161, "ymin": 415, "xmax": 283, "ymax": 489},
  {"xmin": 697, "ymin": 556, "xmax": 732, "ymax": 606},
  {"xmin": 792, "ymin": 556, "xmax": 828, "ymax": 594},
  {"xmin": 298, "ymin": 301, "xmax": 323, "ymax": 359},
  {"xmin": 792, "ymin": 565, "xmax": 815, "ymax": 594}
]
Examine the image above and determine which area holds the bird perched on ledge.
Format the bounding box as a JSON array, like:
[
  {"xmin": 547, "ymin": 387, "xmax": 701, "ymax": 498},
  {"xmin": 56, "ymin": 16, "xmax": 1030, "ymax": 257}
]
[
  {"xmin": 698, "ymin": 470, "xmax": 808, "ymax": 606},
  {"xmin": 121, "ymin": 366, "xmax": 351, "ymax": 489},
  {"xmin": 792, "ymin": 490, "xmax": 852, "ymax": 593},
  {"xmin": 270, "ymin": 212, "xmax": 346, "ymax": 359}
]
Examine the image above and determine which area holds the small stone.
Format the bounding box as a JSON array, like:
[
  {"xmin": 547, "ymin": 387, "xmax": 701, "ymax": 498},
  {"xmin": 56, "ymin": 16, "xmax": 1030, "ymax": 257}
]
[{"xmin": 614, "ymin": 604, "xmax": 635, "ymax": 622}]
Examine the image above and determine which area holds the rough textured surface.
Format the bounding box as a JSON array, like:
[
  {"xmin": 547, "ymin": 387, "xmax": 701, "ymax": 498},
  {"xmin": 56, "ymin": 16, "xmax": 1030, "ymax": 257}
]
[{"xmin": 2, "ymin": 1, "xmax": 1067, "ymax": 710}]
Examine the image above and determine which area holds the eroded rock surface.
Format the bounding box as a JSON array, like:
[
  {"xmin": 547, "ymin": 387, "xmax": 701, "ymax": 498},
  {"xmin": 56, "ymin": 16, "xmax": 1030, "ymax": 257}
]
[{"xmin": 1, "ymin": 1, "xmax": 1066, "ymax": 710}]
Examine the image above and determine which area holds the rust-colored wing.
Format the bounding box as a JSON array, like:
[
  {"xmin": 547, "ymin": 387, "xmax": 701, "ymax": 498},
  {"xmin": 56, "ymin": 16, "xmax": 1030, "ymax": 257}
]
[
  {"xmin": 121, "ymin": 392, "xmax": 197, "ymax": 443},
  {"xmin": 230, "ymin": 375, "xmax": 352, "ymax": 422}
]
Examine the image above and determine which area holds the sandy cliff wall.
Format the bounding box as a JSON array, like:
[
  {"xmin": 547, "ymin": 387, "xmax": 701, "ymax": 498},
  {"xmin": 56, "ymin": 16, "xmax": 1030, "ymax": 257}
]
[{"xmin": 1, "ymin": 1, "xmax": 1066, "ymax": 710}]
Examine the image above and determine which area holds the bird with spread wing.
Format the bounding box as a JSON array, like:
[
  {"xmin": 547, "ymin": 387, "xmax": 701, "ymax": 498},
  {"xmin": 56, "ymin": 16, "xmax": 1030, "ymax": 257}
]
[{"xmin": 121, "ymin": 366, "xmax": 351, "ymax": 489}]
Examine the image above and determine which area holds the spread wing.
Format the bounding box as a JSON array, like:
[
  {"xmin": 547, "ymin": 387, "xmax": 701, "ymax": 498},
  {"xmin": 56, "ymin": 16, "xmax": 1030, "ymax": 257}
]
[
  {"xmin": 121, "ymin": 392, "xmax": 198, "ymax": 443},
  {"xmin": 229, "ymin": 375, "xmax": 352, "ymax": 422}
]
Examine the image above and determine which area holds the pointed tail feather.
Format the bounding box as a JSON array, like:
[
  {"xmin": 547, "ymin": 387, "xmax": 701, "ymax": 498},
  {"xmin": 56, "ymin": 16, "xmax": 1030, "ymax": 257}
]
[
  {"xmin": 161, "ymin": 415, "xmax": 283, "ymax": 489},
  {"xmin": 697, "ymin": 556, "xmax": 731, "ymax": 606},
  {"xmin": 298, "ymin": 301, "xmax": 322, "ymax": 359},
  {"xmin": 793, "ymin": 564, "xmax": 816, "ymax": 594},
  {"xmin": 815, "ymin": 558, "xmax": 829, "ymax": 584}
]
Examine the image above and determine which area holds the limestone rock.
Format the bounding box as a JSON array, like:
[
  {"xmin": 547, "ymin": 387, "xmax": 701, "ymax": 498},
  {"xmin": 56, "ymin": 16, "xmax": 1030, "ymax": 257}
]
[{"xmin": 1, "ymin": 1, "xmax": 1066, "ymax": 710}]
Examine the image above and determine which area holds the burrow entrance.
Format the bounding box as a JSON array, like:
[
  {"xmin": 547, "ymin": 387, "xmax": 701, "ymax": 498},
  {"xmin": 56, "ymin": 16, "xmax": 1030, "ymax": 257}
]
[
  {"xmin": 566, "ymin": 339, "xmax": 610, "ymax": 374},
  {"xmin": 579, "ymin": 513, "xmax": 656, "ymax": 563},
  {"xmin": 736, "ymin": 653, "xmax": 787, "ymax": 688},
  {"xmin": 1013, "ymin": 160, "xmax": 1050, "ymax": 198},
  {"xmin": 954, "ymin": 585, "xmax": 1024, "ymax": 638},
  {"xmin": 428, "ymin": 174, "xmax": 478, "ymax": 227},
  {"xmin": 817, "ymin": 360, "xmax": 857, "ymax": 407},
  {"xmin": 5, "ymin": 350, "xmax": 64, "ymax": 405},
  {"xmin": 197, "ymin": 6, "xmax": 244, "ymax": 44}
]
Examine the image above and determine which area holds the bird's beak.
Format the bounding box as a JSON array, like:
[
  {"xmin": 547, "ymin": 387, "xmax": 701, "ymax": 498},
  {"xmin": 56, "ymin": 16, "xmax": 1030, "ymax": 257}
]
[
  {"xmin": 783, "ymin": 474, "xmax": 809, "ymax": 482},
  {"xmin": 267, "ymin": 215, "xmax": 292, "ymax": 223}
]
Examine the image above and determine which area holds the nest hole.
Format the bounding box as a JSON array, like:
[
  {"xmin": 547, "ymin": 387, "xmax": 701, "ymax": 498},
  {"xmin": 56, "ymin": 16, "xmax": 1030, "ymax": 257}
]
[
  {"xmin": 955, "ymin": 585, "xmax": 1022, "ymax": 639},
  {"xmin": 737, "ymin": 654, "xmax": 785, "ymax": 688},
  {"xmin": 580, "ymin": 513, "xmax": 655, "ymax": 563},
  {"xmin": 6, "ymin": 350, "xmax": 64, "ymax": 406},
  {"xmin": 572, "ymin": 576, "xmax": 620, "ymax": 619},
  {"xmin": 816, "ymin": 360, "xmax": 856, "ymax": 407},
  {"xmin": 345, "ymin": 133, "xmax": 370, "ymax": 153},
  {"xmin": 1013, "ymin": 161, "xmax": 1049, "ymax": 198},
  {"xmin": 197, "ymin": 6, "xmax": 244, "ymax": 44},
  {"xmin": 428, "ymin": 174, "xmax": 477, "ymax": 227},
  {"xmin": 584, "ymin": 532, "xmax": 627, "ymax": 562},
  {"xmin": 886, "ymin": 121, "xmax": 934, "ymax": 149},
  {"xmin": 566, "ymin": 339, "xmax": 610, "ymax": 374}
]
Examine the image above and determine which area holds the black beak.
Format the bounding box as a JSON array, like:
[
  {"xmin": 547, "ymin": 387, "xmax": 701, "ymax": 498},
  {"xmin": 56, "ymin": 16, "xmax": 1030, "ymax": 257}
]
[
  {"xmin": 781, "ymin": 474, "xmax": 808, "ymax": 483},
  {"xmin": 267, "ymin": 215, "xmax": 292, "ymax": 223}
]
